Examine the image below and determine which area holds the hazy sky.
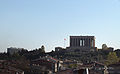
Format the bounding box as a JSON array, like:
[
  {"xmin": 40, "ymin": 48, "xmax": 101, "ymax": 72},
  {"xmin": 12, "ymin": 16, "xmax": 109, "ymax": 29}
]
[{"xmin": 0, "ymin": 0, "xmax": 120, "ymax": 52}]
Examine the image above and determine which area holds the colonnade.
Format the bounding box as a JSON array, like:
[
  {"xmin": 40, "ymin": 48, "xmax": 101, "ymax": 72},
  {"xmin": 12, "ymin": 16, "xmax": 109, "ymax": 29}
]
[{"xmin": 70, "ymin": 38, "xmax": 95, "ymax": 47}]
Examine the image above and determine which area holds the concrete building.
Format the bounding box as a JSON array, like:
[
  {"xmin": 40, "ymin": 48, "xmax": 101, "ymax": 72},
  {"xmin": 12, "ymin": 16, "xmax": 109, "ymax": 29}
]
[
  {"xmin": 108, "ymin": 62, "xmax": 120, "ymax": 74},
  {"xmin": 67, "ymin": 36, "xmax": 97, "ymax": 52},
  {"xmin": 7, "ymin": 47, "xmax": 24, "ymax": 55}
]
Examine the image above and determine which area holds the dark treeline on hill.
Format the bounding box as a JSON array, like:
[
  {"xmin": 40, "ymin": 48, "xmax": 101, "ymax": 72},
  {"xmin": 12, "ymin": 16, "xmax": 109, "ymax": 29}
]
[
  {"xmin": 0, "ymin": 46, "xmax": 120, "ymax": 64},
  {"xmin": 48, "ymin": 49, "xmax": 120, "ymax": 64},
  {"xmin": 47, "ymin": 49, "xmax": 120, "ymax": 66},
  {"xmin": 18, "ymin": 45, "xmax": 46, "ymax": 60},
  {"xmin": 0, "ymin": 46, "xmax": 120, "ymax": 74},
  {"xmin": 0, "ymin": 46, "xmax": 46, "ymax": 60},
  {"xmin": 0, "ymin": 46, "xmax": 47, "ymax": 74},
  {"xmin": 0, "ymin": 46, "xmax": 120, "ymax": 63}
]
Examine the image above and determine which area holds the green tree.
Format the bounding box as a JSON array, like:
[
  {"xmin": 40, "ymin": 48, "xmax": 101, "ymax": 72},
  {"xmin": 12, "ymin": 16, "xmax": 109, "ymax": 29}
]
[
  {"xmin": 105, "ymin": 52, "xmax": 119, "ymax": 65},
  {"xmin": 68, "ymin": 64, "xmax": 77, "ymax": 68}
]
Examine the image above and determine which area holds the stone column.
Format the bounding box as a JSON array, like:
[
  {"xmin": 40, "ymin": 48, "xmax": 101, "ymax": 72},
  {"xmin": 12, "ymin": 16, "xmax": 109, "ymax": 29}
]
[
  {"xmin": 76, "ymin": 38, "xmax": 78, "ymax": 46},
  {"xmin": 85, "ymin": 38, "xmax": 87, "ymax": 47},
  {"xmin": 73, "ymin": 38, "xmax": 75, "ymax": 47},
  {"xmin": 82, "ymin": 39, "xmax": 83, "ymax": 46},
  {"xmin": 91, "ymin": 39, "xmax": 93, "ymax": 47},
  {"xmin": 87, "ymin": 38, "xmax": 89, "ymax": 47},
  {"xmin": 75, "ymin": 38, "xmax": 77, "ymax": 46},
  {"xmin": 70, "ymin": 38, "xmax": 72, "ymax": 47},
  {"xmin": 79, "ymin": 39, "xmax": 81, "ymax": 46},
  {"xmin": 72, "ymin": 38, "xmax": 74, "ymax": 47},
  {"xmin": 76, "ymin": 38, "xmax": 77, "ymax": 47},
  {"xmin": 77, "ymin": 38, "xmax": 79, "ymax": 47},
  {"xmin": 84, "ymin": 38, "xmax": 86, "ymax": 46},
  {"xmin": 82, "ymin": 39, "xmax": 84, "ymax": 46},
  {"xmin": 92, "ymin": 38, "xmax": 93, "ymax": 47},
  {"xmin": 89, "ymin": 38, "xmax": 90, "ymax": 47},
  {"xmin": 80, "ymin": 39, "xmax": 82, "ymax": 46},
  {"xmin": 92, "ymin": 39, "xmax": 94, "ymax": 47},
  {"xmin": 83, "ymin": 39, "xmax": 85, "ymax": 46},
  {"xmin": 93, "ymin": 38, "xmax": 95, "ymax": 47},
  {"xmin": 71, "ymin": 38, "xmax": 72, "ymax": 47},
  {"xmin": 90, "ymin": 38, "xmax": 92, "ymax": 47},
  {"xmin": 74, "ymin": 38, "xmax": 76, "ymax": 46},
  {"xmin": 78, "ymin": 38, "xmax": 80, "ymax": 47},
  {"xmin": 86, "ymin": 38, "xmax": 88, "ymax": 47}
]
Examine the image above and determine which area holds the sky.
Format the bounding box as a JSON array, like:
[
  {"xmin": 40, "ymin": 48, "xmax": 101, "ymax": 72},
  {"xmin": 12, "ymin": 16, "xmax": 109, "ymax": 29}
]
[{"xmin": 0, "ymin": 0, "xmax": 120, "ymax": 52}]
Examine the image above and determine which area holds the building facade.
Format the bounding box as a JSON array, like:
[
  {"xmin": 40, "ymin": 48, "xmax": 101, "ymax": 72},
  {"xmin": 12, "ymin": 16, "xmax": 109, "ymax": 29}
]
[
  {"xmin": 7, "ymin": 47, "xmax": 24, "ymax": 55},
  {"xmin": 70, "ymin": 36, "xmax": 95, "ymax": 47},
  {"xmin": 67, "ymin": 36, "xmax": 97, "ymax": 52}
]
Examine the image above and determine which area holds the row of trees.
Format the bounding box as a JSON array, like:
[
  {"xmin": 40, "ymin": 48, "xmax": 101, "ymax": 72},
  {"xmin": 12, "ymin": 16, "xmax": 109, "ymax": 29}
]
[{"xmin": 0, "ymin": 45, "xmax": 120, "ymax": 74}]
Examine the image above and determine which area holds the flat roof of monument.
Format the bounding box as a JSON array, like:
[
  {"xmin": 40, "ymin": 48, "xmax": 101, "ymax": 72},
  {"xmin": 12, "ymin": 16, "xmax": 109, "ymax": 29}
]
[
  {"xmin": 70, "ymin": 36, "xmax": 95, "ymax": 37},
  {"xmin": 70, "ymin": 36, "xmax": 95, "ymax": 39}
]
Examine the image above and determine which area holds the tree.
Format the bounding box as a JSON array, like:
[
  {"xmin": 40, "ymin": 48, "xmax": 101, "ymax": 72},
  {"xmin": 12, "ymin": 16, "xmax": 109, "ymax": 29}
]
[
  {"xmin": 38, "ymin": 45, "xmax": 45, "ymax": 53},
  {"xmin": 105, "ymin": 52, "xmax": 119, "ymax": 65},
  {"xmin": 41, "ymin": 45, "xmax": 45, "ymax": 53},
  {"xmin": 12, "ymin": 53, "xmax": 21, "ymax": 60},
  {"xmin": 102, "ymin": 44, "xmax": 108, "ymax": 50}
]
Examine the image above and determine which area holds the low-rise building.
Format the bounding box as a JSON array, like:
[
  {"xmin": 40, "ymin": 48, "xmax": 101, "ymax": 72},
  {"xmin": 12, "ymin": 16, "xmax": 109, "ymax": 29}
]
[
  {"xmin": 7, "ymin": 47, "xmax": 25, "ymax": 55},
  {"xmin": 92, "ymin": 61, "xmax": 108, "ymax": 74},
  {"xmin": 108, "ymin": 62, "xmax": 120, "ymax": 74},
  {"xmin": 31, "ymin": 56, "xmax": 62, "ymax": 73}
]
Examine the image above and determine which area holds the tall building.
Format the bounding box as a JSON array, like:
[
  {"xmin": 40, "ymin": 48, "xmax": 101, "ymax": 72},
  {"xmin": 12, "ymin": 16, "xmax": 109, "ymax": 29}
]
[{"xmin": 67, "ymin": 36, "xmax": 97, "ymax": 52}]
